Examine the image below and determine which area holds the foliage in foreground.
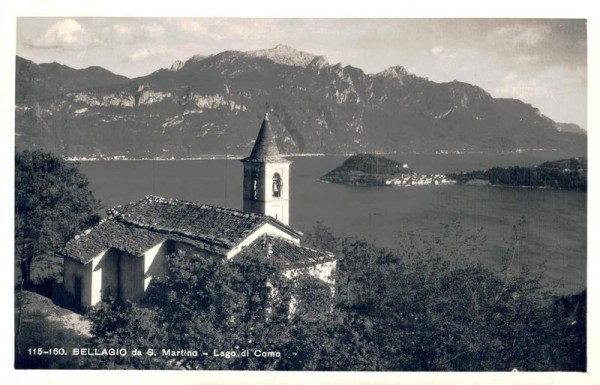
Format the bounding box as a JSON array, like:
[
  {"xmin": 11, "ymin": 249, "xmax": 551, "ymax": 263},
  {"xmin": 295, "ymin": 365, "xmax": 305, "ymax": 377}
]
[
  {"xmin": 15, "ymin": 150, "xmax": 101, "ymax": 286},
  {"xmin": 85, "ymin": 253, "xmax": 335, "ymax": 369},
  {"xmin": 85, "ymin": 221, "xmax": 585, "ymax": 371}
]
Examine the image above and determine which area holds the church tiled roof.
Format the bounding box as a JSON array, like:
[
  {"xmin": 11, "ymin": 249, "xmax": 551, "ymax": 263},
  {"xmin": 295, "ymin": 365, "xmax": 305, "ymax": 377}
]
[
  {"xmin": 61, "ymin": 196, "xmax": 301, "ymax": 263},
  {"xmin": 242, "ymin": 114, "xmax": 290, "ymax": 163},
  {"xmin": 61, "ymin": 219, "xmax": 224, "ymax": 264},
  {"xmin": 237, "ymin": 234, "xmax": 336, "ymax": 269}
]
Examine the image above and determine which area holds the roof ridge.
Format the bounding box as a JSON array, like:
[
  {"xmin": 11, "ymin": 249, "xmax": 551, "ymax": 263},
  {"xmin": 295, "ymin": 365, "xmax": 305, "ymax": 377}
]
[
  {"xmin": 264, "ymin": 234, "xmax": 334, "ymax": 257},
  {"xmin": 110, "ymin": 195, "xmax": 264, "ymax": 218},
  {"xmin": 113, "ymin": 215, "xmax": 238, "ymax": 248},
  {"xmin": 111, "ymin": 195, "xmax": 301, "ymax": 235},
  {"xmin": 66, "ymin": 218, "xmax": 108, "ymax": 244},
  {"xmin": 104, "ymin": 194, "xmax": 301, "ymax": 241}
]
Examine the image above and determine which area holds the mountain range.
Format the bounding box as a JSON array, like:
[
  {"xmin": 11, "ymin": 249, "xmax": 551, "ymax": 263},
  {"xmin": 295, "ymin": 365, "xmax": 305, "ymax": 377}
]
[{"xmin": 15, "ymin": 45, "xmax": 586, "ymax": 158}]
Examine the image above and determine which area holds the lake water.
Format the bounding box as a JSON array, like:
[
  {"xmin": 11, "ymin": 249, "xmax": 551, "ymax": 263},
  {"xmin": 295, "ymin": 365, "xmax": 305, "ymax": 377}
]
[{"xmin": 79, "ymin": 151, "xmax": 586, "ymax": 295}]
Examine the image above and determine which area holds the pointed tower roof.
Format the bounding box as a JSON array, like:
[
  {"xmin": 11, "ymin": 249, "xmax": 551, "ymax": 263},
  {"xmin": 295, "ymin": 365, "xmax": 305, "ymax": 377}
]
[{"xmin": 243, "ymin": 113, "xmax": 290, "ymax": 163}]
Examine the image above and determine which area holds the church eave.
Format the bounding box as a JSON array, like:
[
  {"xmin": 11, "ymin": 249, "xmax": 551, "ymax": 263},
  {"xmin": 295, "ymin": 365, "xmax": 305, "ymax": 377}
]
[{"xmin": 265, "ymin": 218, "xmax": 303, "ymax": 238}]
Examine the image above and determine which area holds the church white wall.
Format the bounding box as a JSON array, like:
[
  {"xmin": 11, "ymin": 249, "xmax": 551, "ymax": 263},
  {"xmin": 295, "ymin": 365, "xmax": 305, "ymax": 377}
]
[
  {"xmin": 63, "ymin": 257, "xmax": 93, "ymax": 310},
  {"xmin": 227, "ymin": 222, "xmax": 300, "ymax": 259},
  {"xmin": 119, "ymin": 250, "xmax": 145, "ymax": 302},
  {"xmin": 97, "ymin": 249, "xmax": 120, "ymax": 301},
  {"xmin": 242, "ymin": 160, "xmax": 291, "ymax": 225},
  {"xmin": 86, "ymin": 248, "xmax": 146, "ymax": 306},
  {"xmin": 90, "ymin": 250, "xmax": 108, "ymax": 307},
  {"xmin": 264, "ymin": 162, "xmax": 290, "ymax": 224},
  {"xmin": 143, "ymin": 240, "xmax": 223, "ymax": 290},
  {"xmin": 69, "ymin": 240, "xmax": 220, "ymax": 312},
  {"xmin": 143, "ymin": 241, "xmax": 168, "ymax": 291},
  {"xmin": 143, "ymin": 241, "xmax": 202, "ymax": 291},
  {"xmin": 263, "ymin": 201, "xmax": 288, "ymax": 225}
]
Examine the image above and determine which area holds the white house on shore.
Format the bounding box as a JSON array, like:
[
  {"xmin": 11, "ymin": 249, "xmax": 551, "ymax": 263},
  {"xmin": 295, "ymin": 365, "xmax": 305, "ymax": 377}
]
[{"xmin": 61, "ymin": 114, "xmax": 336, "ymax": 311}]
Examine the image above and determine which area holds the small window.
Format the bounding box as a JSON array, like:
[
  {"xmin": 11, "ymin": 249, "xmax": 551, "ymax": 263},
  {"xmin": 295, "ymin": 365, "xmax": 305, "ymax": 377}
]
[
  {"xmin": 272, "ymin": 173, "xmax": 282, "ymax": 197},
  {"xmin": 252, "ymin": 171, "xmax": 259, "ymax": 199}
]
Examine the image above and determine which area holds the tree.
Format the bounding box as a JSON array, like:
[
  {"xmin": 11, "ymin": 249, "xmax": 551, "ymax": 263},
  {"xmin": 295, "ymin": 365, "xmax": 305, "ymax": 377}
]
[
  {"xmin": 84, "ymin": 299, "xmax": 170, "ymax": 369},
  {"xmin": 333, "ymin": 221, "xmax": 586, "ymax": 371},
  {"xmin": 302, "ymin": 221, "xmax": 340, "ymax": 253},
  {"xmin": 15, "ymin": 150, "xmax": 101, "ymax": 286},
  {"xmin": 83, "ymin": 221, "xmax": 585, "ymax": 371},
  {"xmin": 84, "ymin": 250, "xmax": 338, "ymax": 370}
]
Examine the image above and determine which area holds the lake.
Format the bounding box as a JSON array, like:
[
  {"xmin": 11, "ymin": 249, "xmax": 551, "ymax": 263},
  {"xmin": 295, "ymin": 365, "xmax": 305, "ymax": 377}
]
[{"xmin": 79, "ymin": 151, "xmax": 586, "ymax": 295}]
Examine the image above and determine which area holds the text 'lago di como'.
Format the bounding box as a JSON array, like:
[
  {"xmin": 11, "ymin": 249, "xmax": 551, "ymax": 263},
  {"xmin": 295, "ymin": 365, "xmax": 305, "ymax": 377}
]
[{"xmin": 62, "ymin": 347, "xmax": 282, "ymax": 359}]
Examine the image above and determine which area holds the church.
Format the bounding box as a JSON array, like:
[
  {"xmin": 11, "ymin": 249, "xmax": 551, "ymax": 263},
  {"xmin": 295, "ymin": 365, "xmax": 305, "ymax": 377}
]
[{"xmin": 61, "ymin": 114, "xmax": 336, "ymax": 311}]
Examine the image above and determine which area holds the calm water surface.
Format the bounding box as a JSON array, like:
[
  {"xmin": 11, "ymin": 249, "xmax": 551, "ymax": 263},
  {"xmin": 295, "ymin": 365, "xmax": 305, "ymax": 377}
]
[{"xmin": 79, "ymin": 151, "xmax": 586, "ymax": 295}]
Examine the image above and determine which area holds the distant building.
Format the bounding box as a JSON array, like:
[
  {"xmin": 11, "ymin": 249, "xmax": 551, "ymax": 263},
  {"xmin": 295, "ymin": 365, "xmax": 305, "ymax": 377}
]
[{"xmin": 61, "ymin": 115, "xmax": 336, "ymax": 311}]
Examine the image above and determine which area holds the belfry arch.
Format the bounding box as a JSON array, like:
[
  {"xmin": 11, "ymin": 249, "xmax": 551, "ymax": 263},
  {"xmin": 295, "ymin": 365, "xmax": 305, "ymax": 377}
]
[{"xmin": 272, "ymin": 173, "xmax": 282, "ymax": 197}]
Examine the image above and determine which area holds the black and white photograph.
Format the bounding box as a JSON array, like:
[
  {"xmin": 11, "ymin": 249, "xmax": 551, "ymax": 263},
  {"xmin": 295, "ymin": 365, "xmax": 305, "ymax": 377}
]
[{"xmin": 4, "ymin": 2, "xmax": 598, "ymax": 383}]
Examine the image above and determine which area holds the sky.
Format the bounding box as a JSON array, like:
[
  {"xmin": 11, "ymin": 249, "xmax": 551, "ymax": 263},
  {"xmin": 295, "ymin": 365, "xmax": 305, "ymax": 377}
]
[{"xmin": 16, "ymin": 18, "xmax": 587, "ymax": 129}]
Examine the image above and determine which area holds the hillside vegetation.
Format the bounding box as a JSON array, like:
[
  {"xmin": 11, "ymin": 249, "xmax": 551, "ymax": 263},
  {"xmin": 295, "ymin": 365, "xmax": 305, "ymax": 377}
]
[
  {"xmin": 449, "ymin": 157, "xmax": 587, "ymax": 190},
  {"xmin": 320, "ymin": 154, "xmax": 409, "ymax": 185},
  {"xmin": 80, "ymin": 222, "xmax": 586, "ymax": 370}
]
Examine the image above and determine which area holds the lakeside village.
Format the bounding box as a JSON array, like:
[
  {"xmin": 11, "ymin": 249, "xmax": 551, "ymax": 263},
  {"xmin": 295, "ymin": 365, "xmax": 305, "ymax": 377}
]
[
  {"xmin": 384, "ymin": 171, "xmax": 455, "ymax": 186},
  {"xmin": 64, "ymin": 152, "xmax": 387, "ymax": 162},
  {"xmin": 319, "ymin": 153, "xmax": 586, "ymax": 190},
  {"xmin": 381, "ymin": 160, "xmax": 455, "ymax": 186},
  {"xmin": 320, "ymin": 153, "xmax": 457, "ymax": 187},
  {"xmin": 64, "ymin": 152, "xmax": 454, "ymax": 187},
  {"xmin": 65, "ymin": 148, "xmax": 557, "ymax": 162}
]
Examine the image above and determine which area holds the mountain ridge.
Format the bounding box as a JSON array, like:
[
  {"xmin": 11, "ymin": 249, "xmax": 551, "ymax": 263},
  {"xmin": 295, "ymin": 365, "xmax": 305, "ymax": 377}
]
[
  {"xmin": 15, "ymin": 46, "xmax": 586, "ymax": 158},
  {"xmin": 16, "ymin": 56, "xmax": 131, "ymax": 103}
]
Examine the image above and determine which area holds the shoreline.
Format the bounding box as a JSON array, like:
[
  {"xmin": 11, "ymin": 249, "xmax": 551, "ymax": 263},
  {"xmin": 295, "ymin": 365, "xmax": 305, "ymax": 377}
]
[
  {"xmin": 320, "ymin": 179, "xmax": 586, "ymax": 191},
  {"xmin": 64, "ymin": 149, "xmax": 564, "ymax": 162}
]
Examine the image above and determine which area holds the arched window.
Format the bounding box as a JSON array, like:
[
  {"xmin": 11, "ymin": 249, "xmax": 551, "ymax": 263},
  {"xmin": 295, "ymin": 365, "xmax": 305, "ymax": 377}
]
[{"xmin": 272, "ymin": 173, "xmax": 282, "ymax": 197}]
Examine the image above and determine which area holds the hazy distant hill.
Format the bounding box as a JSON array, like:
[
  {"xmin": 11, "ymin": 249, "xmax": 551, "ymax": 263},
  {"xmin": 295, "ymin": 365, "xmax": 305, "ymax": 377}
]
[
  {"xmin": 15, "ymin": 45, "xmax": 586, "ymax": 158},
  {"xmin": 555, "ymin": 122, "xmax": 587, "ymax": 135}
]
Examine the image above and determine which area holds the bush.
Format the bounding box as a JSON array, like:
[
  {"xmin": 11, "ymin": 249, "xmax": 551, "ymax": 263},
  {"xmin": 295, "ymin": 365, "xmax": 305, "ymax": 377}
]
[{"xmin": 84, "ymin": 222, "xmax": 585, "ymax": 370}]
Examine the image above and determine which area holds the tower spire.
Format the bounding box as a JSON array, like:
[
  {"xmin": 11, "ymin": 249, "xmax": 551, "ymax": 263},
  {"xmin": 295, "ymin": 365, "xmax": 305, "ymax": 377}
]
[
  {"xmin": 241, "ymin": 114, "xmax": 292, "ymax": 225},
  {"xmin": 244, "ymin": 114, "xmax": 288, "ymax": 163}
]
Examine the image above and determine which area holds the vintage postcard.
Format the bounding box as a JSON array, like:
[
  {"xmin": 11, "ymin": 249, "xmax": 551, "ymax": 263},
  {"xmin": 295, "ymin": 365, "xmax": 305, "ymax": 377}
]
[{"xmin": 5, "ymin": 1, "xmax": 598, "ymax": 384}]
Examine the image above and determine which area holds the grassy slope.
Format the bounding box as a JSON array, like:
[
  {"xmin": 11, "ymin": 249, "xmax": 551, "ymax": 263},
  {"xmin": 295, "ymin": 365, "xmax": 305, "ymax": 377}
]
[{"xmin": 15, "ymin": 290, "xmax": 91, "ymax": 369}]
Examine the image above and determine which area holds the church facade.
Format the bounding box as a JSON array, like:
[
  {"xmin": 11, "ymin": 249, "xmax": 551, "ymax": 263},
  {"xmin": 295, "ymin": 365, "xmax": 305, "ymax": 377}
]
[{"xmin": 61, "ymin": 115, "xmax": 336, "ymax": 311}]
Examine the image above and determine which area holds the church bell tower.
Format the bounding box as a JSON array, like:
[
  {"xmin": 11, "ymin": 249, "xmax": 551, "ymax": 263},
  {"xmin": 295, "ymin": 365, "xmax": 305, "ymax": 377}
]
[{"xmin": 241, "ymin": 113, "xmax": 291, "ymax": 225}]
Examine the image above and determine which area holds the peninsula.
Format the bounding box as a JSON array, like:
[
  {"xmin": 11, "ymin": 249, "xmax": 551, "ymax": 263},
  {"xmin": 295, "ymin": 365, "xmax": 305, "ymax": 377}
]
[
  {"xmin": 320, "ymin": 154, "xmax": 453, "ymax": 186},
  {"xmin": 447, "ymin": 157, "xmax": 587, "ymax": 190}
]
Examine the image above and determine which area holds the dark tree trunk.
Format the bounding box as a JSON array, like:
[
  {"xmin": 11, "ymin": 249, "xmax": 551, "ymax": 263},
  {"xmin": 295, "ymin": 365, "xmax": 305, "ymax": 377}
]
[{"xmin": 20, "ymin": 258, "xmax": 31, "ymax": 287}]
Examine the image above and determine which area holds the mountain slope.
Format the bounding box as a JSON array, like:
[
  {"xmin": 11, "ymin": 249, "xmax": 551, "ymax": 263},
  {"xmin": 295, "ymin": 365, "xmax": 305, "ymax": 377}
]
[
  {"xmin": 16, "ymin": 56, "xmax": 130, "ymax": 103},
  {"xmin": 15, "ymin": 47, "xmax": 586, "ymax": 158}
]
